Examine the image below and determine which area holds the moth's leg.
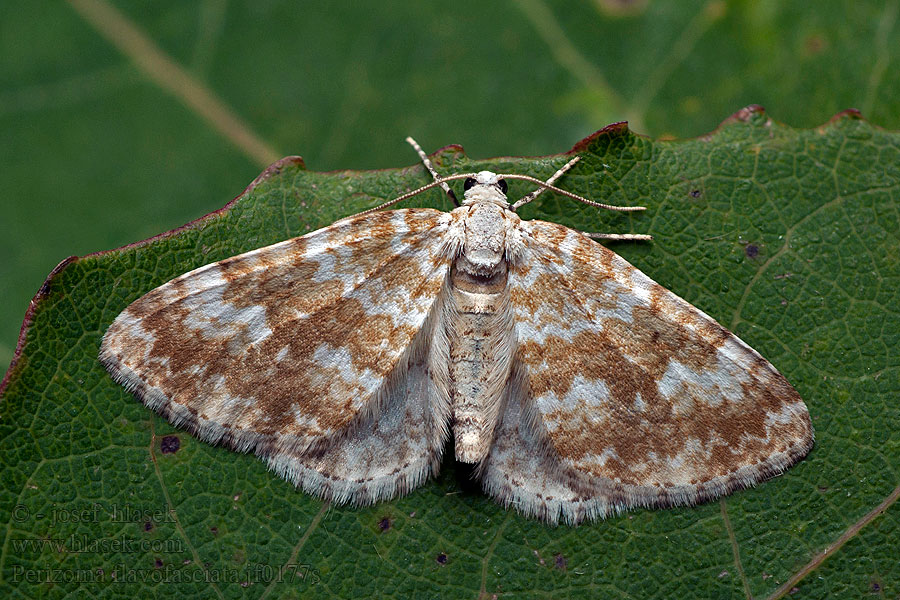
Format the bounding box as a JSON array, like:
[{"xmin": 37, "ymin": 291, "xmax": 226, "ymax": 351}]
[
  {"xmin": 583, "ymin": 232, "xmax": 653, "ymax": 242},
  {"xmin": 406, "ymin": 136, "xmax": 459, "ymax": 206},
  {"xmin": 513, "ymin": 155, "xmax": 584, "ymax": 209},
  {"xmin": 514, "ymin": 157, "xmax": 651, "ymax": 241}
]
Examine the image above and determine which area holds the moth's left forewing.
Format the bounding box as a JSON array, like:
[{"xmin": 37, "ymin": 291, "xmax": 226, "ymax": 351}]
[
  {"xmin": 485, "ymin": 219, "xmax": 813, "ymax": 524},
  {"xmin": 100, "ymin": 208, "xmax": 456, "ymax": 505}
]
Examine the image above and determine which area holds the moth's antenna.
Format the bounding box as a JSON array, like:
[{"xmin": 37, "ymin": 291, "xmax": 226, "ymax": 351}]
[
  {"xmin": 512, "ymin": 155, "xmax": 582, "ymax": 209},
  {"xmin": 354, "ymin": 173, "xmax": 480, "ymax": 216},
  {"xmin": 501, "ymin": 174, "xmax": 645, "ymax": 212},
  {"xmin": 406, "ymin": 136, "xmax": 460, "ymax": 206},
  {"xmin": 506, "ymin": 157, "xmax": 649, "ymax": 240},
  {"xmin": 355, "ymin": 172, "xmax": 646, "ymax": 217}
]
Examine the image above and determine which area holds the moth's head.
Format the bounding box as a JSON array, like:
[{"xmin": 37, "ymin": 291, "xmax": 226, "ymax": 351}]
[{"xmin": 462, "ymin": 171, "xmax": 509, "ymax": 208}]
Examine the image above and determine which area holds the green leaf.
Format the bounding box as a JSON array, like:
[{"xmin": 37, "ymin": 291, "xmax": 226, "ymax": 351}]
[
  {"xmin": 5, "ymin": 0, "xmax": 900, "ymax": 371},
  {"xmin": 3, "ymin": 111, "xmax": 899, "ymax": 598}
]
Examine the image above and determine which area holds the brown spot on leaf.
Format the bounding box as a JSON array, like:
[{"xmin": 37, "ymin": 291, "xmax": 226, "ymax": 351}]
[
  {"xmin": 554, "ymin": 553, "xmax": 568, "ymax": 571},
  {"xmin": 160, "ymin": 435, "xmax": 180, "ymax": 454},
  {"xmin": 805, "ymin": 34, "xmax": 826, "ymax": 55},
  {"xmin": 378, "ymin": 517, "xmax": 392, "ymax": 532},
  {"xmin": 745, "ymin": 244, "xmax": 759, "ymax": 258},
  {"xmin": 436, "ymin": 552, "xmax": 448, "ymax": 565}
]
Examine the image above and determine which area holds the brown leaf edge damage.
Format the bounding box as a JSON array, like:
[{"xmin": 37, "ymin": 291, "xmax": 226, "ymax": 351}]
[{"xmin": 0, "ymin": 106, "xmax": 871, "ymax": 396}]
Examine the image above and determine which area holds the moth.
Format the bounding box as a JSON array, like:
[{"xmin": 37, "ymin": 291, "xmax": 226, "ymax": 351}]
[{"xmin": 100, "ymin": 138, "xmax": 813, "ymax": 524}]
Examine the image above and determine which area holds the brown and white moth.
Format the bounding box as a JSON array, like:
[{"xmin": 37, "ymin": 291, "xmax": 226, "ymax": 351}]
[{"xmin": 100, "ymin": 138, "xmax": 813, "ymax": 525}]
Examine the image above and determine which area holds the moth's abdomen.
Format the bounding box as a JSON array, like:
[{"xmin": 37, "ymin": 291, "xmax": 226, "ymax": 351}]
[{"xmin": 447, "ymin": 262, "xmax": 515, "ymax": 463}]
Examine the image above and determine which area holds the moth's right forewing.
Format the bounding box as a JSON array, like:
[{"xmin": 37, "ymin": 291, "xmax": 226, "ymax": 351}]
[{"xmin": 483, "ymin": 219, "xmax": 813, "ymax": 524}]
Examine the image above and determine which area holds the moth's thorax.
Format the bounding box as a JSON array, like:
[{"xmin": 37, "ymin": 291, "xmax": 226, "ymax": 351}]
[{"xmin": 450, "ymin": 200, "xmax": 524, "ymax": 277}]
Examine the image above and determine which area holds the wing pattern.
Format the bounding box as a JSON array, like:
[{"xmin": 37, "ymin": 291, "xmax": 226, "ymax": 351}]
[
  {"xmin": 101, "ymin": 208, "xmax": 454, "ymax": 496},
  {"xmin": 480, "ymin": 220, "xmax": 813, "ymax": 523},
  {"xmin": 101, "ymin": 178, "xmax": 813, "ymax": 522}
]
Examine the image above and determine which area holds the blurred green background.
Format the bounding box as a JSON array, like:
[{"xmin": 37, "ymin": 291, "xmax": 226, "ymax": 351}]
[{"xmin": 1, "ymin": 0, "xmax": 897, "ymax": 373}]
